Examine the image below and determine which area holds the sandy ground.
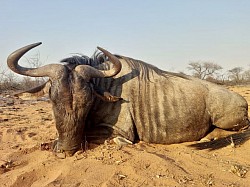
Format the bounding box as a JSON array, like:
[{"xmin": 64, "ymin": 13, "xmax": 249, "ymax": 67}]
[{"xmin": 0, "ymin": 86, "xmax": 250, "ymax": 187}]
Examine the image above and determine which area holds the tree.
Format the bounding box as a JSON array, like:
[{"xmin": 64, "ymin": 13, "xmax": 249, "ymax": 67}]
[
  {"xmin": 25, "ymin": 51, "xmax": 43, "ymax": 68},
  {"xmin": 22, "ymin": 51, "xmax": 47, "ymax": 88},
  {"xmin": 228, "ymin": 67, "xmax": 243, "ymax": 83},
  {"xmin": 0, "ymin": 52, "xmax": 47, "ymax": 91},
  {"xmin": 242, "ymin": 69, "xmax": 250, "ymax": 82},
  {"xmin": 187, "ymin": 61, "xmax": 223, "ymax": 80},
  {"xmin": 0, "ymin": 68, "xmax": 19, "ymax": 90}
]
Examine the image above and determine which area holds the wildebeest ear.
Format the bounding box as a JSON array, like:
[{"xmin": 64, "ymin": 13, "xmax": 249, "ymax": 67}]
[
  {"xmin": 93, "ymin": 90, "xmax": 123, "ymax": 102},
  {"xmin": 14, "ymin": 81, "xmax": 51, "ymax": 100}
]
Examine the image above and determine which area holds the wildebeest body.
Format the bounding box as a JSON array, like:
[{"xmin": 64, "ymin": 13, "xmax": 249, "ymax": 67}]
[
  {"xmin": 87, "ymin": 57, "xmax": 248, "ymax": 144},
  {"xmin": 7, "ymin": 43, "xmax": 249, "ymax": 156}
]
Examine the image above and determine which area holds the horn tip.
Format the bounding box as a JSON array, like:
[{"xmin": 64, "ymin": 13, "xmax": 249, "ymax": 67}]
[
  {"xmin": 97, "ymin": 46, "xmax": 109, "ymax": 54},
  {"xmin": 97, "ymin": 46, "xmax": 102, "ymax": 50},
  {"xmin": 28, "ymin": 42, "xmax": 42, "ymax": 50},
  {"xmin": 36, "ymin": 42, "xmax": 42, "ymax": 46}
]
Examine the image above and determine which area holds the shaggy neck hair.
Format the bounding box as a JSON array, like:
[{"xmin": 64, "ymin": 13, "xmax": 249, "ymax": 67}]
[{"xmin": 60, "ymin": 51, "xmax": 188, "ymax": 81}]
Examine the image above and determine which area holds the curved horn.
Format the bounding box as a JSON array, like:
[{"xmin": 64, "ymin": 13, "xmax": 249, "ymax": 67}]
[
  {"xmin": 7, "ymin": 42, "xmax": 65, "ymax": 79},
  {"xmin": 96, "ymin": 47, "xmax": 122, "ymax": 77},
  {"xmin": 75, "ymin": 47, "xmax": 122, "ymax": 80}
]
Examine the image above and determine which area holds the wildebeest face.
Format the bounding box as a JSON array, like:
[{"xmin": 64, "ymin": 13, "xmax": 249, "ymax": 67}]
[
  {"xmin": 48, "ymin": 66, "xmax": 94, "ymax": 156},
  {"xmin": 7, "ymin": 42, "xmax": 122, "ymax": 157}
]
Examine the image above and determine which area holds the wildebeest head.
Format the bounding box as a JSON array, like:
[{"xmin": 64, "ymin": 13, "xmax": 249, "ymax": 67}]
[{"xmin": 7, "ymin": 42, "xmax": 122, "ymax": 157}]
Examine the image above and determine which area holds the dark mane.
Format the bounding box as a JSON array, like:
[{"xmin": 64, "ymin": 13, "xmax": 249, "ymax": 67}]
[
  {"xmin": 60, "ymin": 51, "xmax": 188, "ymax": 80},
  {"xmin": 117, "ymin": 55, "xmax": 188, "ymax": 80},
  {"xmin": 60, "ymin": 51, "xmax": 106, "ymax": 66}
]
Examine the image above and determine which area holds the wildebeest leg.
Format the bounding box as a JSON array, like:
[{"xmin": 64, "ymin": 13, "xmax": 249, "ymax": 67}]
[
  {"xmin": 85, "ymin": 125, "xmax": 133, "ymax": 149},
  {"xmin": 113, "ymin": 136, "xmax": 133, "ymax": 149},
  {"xmin": 97, "ymin": 123, "xmax": 134, "ymax": 149},
  {"xmin": 200, "ymin": 128, "xmax": 235, "ymax": 142},
  {"xmin": 85, "ymin": 125, "xmax": 113, "ymax": 144},
  {"xmin": 212, "ymin": 114, "xmax": 250, "ymax": 131},
  {"xmin": 85, "ymin": 123, "xmax": 133, "ymax": 149},
  {"xmin": 207, "ymin": 89, "xmax": 250, "ymax": 131}
]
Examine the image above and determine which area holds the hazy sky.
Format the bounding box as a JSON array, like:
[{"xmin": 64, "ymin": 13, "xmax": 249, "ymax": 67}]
[{"xmin": 1, "ymin": 0, "xmax": 250, "ymax": 73}]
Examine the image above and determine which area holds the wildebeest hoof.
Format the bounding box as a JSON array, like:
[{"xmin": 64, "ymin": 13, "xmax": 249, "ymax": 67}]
[
  {"xmin": 53, "ymin": 149, "xmax": 77, "ymax": 159},
  {"xmin": 113, "ymin": 136, "xmax": 132, "ymax": 149},
  {"xmin": 199, "ymin": 138, "xmax": 211, "ymax": 142},
  {"xmin": 54, "ymin": 151, "xmax": 66, "ymax": 159},
  {"xmin": 52, "ymin": 139, "xmax": 77, "ymax": 158}
]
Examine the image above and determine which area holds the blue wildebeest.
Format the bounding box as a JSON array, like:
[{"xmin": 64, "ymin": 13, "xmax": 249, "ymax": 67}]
[{"xmin": 7, "ymin": 42, "xmax": 250, "ymax": 156}]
